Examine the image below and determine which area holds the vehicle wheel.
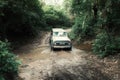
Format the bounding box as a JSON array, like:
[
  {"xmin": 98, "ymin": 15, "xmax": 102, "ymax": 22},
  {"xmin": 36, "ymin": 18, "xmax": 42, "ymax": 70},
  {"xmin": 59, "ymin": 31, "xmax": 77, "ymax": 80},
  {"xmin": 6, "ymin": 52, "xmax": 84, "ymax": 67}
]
[
  {"xmin": 51, "ymin": 47, "xmax": 55, "ymax": 51},
  {"xmin": 51, "ymin": 47, "xmax": 53, "ymax": 51},
  {"xmin": 69, "ymin": 47, "xmax": 72, "ymax": 51},
  {"xmin": 53, "ymin": 48, "xmax": 55, "ymax": 51}
]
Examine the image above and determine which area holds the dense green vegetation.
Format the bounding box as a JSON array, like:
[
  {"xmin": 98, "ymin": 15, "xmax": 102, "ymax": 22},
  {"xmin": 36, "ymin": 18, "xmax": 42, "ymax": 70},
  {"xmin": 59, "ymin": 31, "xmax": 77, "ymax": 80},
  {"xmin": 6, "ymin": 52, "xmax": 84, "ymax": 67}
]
[
  {"xmin": 43, "ymin": 6, "xmax": 71, "ymax": 29},
  {"xmin": 0, "ymin": 0, "xmax": 71, "ymax": 40},
  {"xmin": 70, "ymin": 0, "xmax": 120, "ymax": 57},
  {"xmin": 0, "ymin": 0, "xmax": 71, "ymax": 79},
  {"xmin": 0, "ymin": 0, "xmax": 119, "ymax": 79},
  {"xmin": 0, "ymin": 0, "xmax": 45, "ymax": 40},
  {"xmin": 0, "ymin": 0, "xmax": 45, "ymax": 80},
  {"xmin": 0, "ymin": 41, "xmax": 20, "ymax": 80}
]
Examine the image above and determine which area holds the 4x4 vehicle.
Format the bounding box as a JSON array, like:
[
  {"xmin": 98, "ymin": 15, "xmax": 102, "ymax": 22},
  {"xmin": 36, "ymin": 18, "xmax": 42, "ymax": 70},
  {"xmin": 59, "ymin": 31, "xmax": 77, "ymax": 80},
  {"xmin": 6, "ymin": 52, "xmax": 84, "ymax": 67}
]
[{"xmin": 50, "ymin": 28, "xmax": 72, "ymax": 50}]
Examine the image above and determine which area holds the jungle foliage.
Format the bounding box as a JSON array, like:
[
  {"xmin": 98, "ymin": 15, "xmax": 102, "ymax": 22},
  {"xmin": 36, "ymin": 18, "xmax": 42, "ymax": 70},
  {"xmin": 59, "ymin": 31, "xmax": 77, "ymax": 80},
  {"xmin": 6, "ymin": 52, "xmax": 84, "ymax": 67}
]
[
  {"xmin": 43, "ymin": 6, "xmax": 72, "ymax": 29},
  {"xmin": 70, "ymin": 0, "xmax": 120, "ymax": 57},
  {"xmin": 0, "ymin": 0, "xmax": 71, "ymax": 79},
  {"xmin": 0, "ymin": 0, "xmax": 46, "ymax": 40},
  {"xmin": 0, "ymin": 0, "xmax": 71, "ymax": 40},
  {"xmin": 0, "ymin": 41, "xmax": 20, "ymax": 80}
]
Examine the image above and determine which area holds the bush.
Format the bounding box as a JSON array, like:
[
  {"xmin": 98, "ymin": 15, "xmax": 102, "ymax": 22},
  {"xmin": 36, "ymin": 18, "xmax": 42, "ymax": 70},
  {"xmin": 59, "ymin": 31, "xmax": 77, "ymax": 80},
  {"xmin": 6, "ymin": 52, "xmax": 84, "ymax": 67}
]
[
  {"xmin": 0, "ymin": 75, "xmax": 5, "ymax": 80},
  {"xmin": 0, "ymin": 0, "xmax": 45, "ymax": 40},
  {"xmin": 70, "ymin": 17, "xmax": 95, "ymax": 42},
  {"xmin": 92, "ymin": 31, "xmax": 120, "ymax": 57},
  {"xmin": 0, "ymin": 41, "xmax": 20, "ymax": 80},
  {"xmin": 44, "ymin": 6, "xmax": 71, "ymax": 28}
]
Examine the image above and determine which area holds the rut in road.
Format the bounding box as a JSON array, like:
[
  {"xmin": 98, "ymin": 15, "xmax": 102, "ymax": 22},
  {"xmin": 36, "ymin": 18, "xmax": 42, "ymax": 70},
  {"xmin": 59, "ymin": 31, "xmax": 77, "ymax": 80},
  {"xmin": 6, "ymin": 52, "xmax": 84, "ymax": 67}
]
[{"xmin": 16, "ymin": 32, "xmax": 110, "ymax": 80}]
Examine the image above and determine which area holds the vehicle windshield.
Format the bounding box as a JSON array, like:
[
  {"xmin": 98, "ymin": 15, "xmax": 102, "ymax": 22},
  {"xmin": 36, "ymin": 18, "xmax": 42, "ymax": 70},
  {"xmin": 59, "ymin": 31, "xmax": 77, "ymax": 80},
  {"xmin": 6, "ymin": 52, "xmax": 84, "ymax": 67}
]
[
  {"xmin": 53, "ymin": 32, "xmax": 67, "ymax": 37},
  {"xmin": 58, "ymin": 32, "xmax": 67, "ymax": 37},
  {"xmin": 53, "ymin": 32, "xmax": 59, "ymax": 36}
]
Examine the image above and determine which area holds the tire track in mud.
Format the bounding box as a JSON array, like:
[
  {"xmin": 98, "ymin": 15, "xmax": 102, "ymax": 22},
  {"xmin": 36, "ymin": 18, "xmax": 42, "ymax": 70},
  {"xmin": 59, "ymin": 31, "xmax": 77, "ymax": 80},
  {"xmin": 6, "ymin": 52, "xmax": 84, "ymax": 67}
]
[
  {"xmin": 43, "ymin": 49, "xmax": 88, "ymax": 80},
  {"xmin": 17, "ymin": 32, "xmax": 110, "ymax": 80},
  {"xmin": 25, "ymin": 50, "xmax": 87, "ymax": 80}
]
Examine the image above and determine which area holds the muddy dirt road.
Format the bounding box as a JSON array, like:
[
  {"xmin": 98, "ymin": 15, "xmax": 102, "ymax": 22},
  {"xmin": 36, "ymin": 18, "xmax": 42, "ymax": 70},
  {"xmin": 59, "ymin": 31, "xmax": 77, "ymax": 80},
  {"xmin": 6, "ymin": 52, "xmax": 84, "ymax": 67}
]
[{"xmin": 14, "ymin": 32, "xmax": 111, "ymax": 80}]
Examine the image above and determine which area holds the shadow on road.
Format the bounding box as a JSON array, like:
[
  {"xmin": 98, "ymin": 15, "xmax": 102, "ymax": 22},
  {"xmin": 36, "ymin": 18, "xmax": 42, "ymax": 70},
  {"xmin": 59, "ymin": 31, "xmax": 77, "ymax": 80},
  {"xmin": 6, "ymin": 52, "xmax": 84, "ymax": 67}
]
[{"xmin": 45, "ymin": 65, "xmax": 110, "ymax": 80}]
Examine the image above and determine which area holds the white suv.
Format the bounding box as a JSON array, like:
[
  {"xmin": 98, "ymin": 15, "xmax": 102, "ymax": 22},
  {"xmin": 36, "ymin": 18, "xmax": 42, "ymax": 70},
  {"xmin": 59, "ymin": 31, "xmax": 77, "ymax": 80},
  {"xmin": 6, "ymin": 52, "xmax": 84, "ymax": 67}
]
[{"xmin": 50, "ymin": 28, "xmax": 72, "ymax": 50}]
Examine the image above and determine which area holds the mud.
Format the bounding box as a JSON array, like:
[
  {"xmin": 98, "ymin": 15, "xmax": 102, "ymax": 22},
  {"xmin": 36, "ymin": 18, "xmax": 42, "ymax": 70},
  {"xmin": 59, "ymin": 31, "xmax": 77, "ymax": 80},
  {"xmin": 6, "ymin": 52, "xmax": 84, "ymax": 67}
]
[{"xmin": 14, "ymin": 32, "xmax": 111, "ymax": 80}]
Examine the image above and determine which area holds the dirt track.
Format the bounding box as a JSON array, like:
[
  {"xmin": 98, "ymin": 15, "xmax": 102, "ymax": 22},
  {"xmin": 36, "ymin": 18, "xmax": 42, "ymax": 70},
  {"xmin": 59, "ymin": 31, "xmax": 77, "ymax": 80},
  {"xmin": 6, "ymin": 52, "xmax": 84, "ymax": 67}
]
[{"xmin": 14, "ymin": 32, "xmax": 111, "ymax": 80}]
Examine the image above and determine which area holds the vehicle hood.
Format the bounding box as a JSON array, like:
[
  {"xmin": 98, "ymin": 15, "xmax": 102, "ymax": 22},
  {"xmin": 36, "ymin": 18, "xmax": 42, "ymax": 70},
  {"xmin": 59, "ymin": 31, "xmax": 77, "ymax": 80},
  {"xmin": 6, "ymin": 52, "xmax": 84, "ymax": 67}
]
[{"xmin": 52, "ymin": 36, "xmax": 71, "ymax": 42}]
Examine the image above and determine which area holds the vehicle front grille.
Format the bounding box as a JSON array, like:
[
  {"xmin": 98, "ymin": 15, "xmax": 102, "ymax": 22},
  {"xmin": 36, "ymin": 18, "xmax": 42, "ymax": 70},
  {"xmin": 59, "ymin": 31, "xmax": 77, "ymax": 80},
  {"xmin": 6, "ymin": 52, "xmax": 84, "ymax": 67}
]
[{"xmin": 55, "ymin": 41, "xmax": 71, "ymax": 46}]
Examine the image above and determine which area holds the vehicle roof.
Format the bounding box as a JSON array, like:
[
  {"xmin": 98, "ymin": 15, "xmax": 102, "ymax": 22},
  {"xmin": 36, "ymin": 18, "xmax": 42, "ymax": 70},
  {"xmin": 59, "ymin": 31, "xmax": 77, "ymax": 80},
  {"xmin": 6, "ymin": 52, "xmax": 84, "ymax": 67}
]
[{"xmin": 52, "ymin": 28, "xmax": 65, "ymax": 32}]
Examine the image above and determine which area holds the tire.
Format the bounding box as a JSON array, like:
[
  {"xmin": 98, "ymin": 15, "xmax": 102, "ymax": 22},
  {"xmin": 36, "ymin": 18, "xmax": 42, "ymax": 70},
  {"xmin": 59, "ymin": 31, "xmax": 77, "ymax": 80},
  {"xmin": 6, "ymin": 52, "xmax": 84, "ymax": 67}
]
[
  {"xmin": 51, "ymin": 47, "xmax": 53, "ymax": 51},
  {"xmin": 53, "ymin": 48, "xmax": 55, "ymax": 51},
  {"xmin": 69, "ymin": 47, "xmax": 72, "ymax": 51},
  {"xmin": 51, "ymin": 46, "xmax": 55, "ymax": 51}
]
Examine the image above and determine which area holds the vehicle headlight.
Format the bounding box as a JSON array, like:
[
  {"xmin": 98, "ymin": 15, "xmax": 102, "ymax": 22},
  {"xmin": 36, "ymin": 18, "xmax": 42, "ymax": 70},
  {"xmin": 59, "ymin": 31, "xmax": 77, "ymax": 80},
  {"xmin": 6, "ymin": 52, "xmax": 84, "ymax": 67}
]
[
  {"xmin": 68, "ymin": 42, "xmax": 71, "ymax": 45},
  {"xmin": 53, "ymin": 42, "xmax": 57, "ymax": 45}
]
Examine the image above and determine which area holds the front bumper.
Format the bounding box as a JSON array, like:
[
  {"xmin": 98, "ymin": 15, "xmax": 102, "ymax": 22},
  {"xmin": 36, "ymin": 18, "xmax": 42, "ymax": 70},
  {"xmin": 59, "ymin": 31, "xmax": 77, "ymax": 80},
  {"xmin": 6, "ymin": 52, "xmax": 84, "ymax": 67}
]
[{"xmin": 53, "ymin": 46, "xmax": 71, "ymax": 49}]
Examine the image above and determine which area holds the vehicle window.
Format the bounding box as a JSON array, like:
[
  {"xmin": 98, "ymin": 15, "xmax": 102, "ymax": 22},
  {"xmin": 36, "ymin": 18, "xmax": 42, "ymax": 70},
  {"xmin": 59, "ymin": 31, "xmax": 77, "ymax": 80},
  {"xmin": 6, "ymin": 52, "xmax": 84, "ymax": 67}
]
[
  {"xmin": 58, "ymin": 32, "xmax": 67, "ymax": 37},
  {"xmin": 53, "ymin": 32, "xmax": 58, "ymax": 36}
]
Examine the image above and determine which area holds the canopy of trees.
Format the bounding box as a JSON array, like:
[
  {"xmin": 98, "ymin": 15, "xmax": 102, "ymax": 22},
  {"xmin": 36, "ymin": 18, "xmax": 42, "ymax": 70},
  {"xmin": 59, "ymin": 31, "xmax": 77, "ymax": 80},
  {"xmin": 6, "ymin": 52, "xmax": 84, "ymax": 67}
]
[
  {"xmin": 43, "ymin": 6, "xmax": 71, "ymax": 28},
  {"xmin": 0, "ymin": 0, "xmax": 71, "ymax": 40},
  {"xmin": 0, "ymin": 0, "xmax": 45, "ymax": 40},
  {"xmin": 70, "ymin": 0, "xmax": 120, "ymax": 57}
]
